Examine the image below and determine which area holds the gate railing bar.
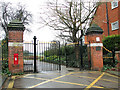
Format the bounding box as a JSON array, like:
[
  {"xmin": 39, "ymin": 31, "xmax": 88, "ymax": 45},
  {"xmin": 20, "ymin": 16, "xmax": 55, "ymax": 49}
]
[
  {"xmin": 36, "ymin": 40, "xmax": 39, "ymax": 72},
  {"xmin": 53, "ymin": 43, "xmax": 55, "ymax": 71},
  {"xmin": 58, "ymin": 41, "xmax": 61, "ymax": 71},
  {"xmin": 44, "ymin": 42, "xmax": 46, "ymax": 71},
  {"xmin": 56, "ymin": 42, "xmax": 58, "ymax": 70},
  {"xmin": 65, "ymin": 43, "xmax": 68, "ymax": 67},
  {"xmin": 45, "ymin": 43, "xmax": 47, "ymax": 70},
  {"xmin": 80, "ymin": 38, "xmax": 83, "ymax": 70},
  {"xmin": 50, "ymin": 43, "xmax": 52, "ymax": 70},
  {"xmin": 42, "ymin": 43, "xmax": 44, "ymax": 70},
  {"xmin": 38, "ymin": 42, "xmax": 40, "ymax": 71},
  {"xmin": 89, "ymin": 41, "xmax": 91, "ymax": 70},
  {"xmin": 33, "ymin": 36, "xmax": 37, "ymax": 73}
]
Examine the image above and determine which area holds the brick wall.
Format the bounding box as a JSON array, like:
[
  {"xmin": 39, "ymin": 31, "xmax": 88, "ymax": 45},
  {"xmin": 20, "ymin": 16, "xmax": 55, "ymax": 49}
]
[
  {"xmin": 115, "ymin": 51, "xmax": 120, "ymax": 71},
  {"xmin": 90, "ymin": 46, "xmax": 103, "ymax": 70},
  {"xmin": 86, "ymin": 34, "xmax": 103, "ymax": 43},
  {"xmin": 8, "ymin": 31, "xmax": 23, "ymax": 42}
]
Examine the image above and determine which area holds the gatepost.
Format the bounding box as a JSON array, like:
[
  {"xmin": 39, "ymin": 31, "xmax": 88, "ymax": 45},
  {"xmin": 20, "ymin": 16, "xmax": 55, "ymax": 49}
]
[
  {"xmin": 115, "ymin": 51, "xmax": 120, "ymax": 71},
  {"xmin": 7, "ymin": 20, "xmax": 25, "ymax": 73},
  {"xmin": 86, "ymin": 24, "xmax": 103, "ymax": 71}
]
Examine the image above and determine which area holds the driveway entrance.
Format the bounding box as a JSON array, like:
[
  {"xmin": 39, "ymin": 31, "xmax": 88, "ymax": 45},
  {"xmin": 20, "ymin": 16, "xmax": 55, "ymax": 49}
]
[{"xmin": 4, "ymin": 66, "xmax": 119, "ymax": 89}]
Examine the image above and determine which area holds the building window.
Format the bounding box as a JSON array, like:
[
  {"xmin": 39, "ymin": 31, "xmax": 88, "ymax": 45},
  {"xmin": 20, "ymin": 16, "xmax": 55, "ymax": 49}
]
[
  {"xmin": 111, "ymin": 0, "xmax": 118, "ymax": 9},
  {"xmin": 111, "ymin": 21, "xmax": 119, "ymax": 31}
]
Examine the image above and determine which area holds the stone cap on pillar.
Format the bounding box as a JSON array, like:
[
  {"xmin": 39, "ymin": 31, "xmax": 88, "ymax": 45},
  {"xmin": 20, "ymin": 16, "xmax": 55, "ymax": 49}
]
[
  {"xmin": 86, "ymin": 24, "xmax": 103, "ymax": 35},
  {"xmin": 7, "ymin": 19, "xmax": 25, "ymax": 31}
]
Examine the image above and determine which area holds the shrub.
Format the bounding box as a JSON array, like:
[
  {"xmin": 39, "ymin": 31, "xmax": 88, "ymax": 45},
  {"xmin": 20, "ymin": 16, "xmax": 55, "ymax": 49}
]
[
  {"xmin": 103, "ymin": 35, "xmax": 120, "ymax": 51},
  {"xmin": 103, "ymin": 35, "xmax": 120, "ymax": 67}
]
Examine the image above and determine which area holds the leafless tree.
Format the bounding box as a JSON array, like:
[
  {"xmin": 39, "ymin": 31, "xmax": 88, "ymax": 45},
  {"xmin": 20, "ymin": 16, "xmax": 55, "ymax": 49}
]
[
  {"xmin": 39, "ymin": 0, "xmax": 101, "ymax": 43},
  {"xmin": 0, "ymin": 2, "xmax": 32, "ymax": 38}
]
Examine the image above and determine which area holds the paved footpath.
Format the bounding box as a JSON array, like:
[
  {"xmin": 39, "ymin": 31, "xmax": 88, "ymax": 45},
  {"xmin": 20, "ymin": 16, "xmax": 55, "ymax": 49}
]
[{"xmin": 2, "ymin": 66, "xmax": 120, "ymax": 89}]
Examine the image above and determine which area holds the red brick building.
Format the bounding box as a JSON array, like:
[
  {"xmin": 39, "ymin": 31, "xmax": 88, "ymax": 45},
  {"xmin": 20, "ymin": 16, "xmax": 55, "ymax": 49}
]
[
  {"xmin": 92, "ymin": 0, "xmax": 120, "ymax": 37},
  {"xmin": 84, "ymin": 0, "xmax": 120, "ymax": 70}
]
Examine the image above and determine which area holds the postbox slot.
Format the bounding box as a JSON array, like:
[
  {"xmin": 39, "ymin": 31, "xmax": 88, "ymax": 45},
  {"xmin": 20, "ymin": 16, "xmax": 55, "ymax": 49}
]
[{"xmin": 14, "ymin": 53, "xmax": 18, "ymax": 65}]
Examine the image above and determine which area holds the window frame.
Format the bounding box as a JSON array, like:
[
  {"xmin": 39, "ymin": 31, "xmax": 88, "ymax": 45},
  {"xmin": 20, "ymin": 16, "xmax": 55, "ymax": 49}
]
[
  {"xmin": 111, "ymin": 21, "xmax": 119, "ymax": 31},
  {"xmin": 111, "ymin": 0, "xmax": 118, "ymax": 9}
]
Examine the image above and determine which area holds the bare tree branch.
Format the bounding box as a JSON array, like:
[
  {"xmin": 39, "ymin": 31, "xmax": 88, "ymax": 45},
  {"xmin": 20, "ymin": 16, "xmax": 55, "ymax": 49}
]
[
  {"xmin": 0, "ymin": 2, "xmax": 32, "ymax": 38},
  {"xmin": 39, "ymin": 0, "xmax": 100, "ymax": 43}
]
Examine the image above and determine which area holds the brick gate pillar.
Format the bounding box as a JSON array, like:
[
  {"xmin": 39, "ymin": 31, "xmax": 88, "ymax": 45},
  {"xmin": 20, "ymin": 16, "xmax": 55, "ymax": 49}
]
[
  {"xmin": 115, "ymin": 51, "xmax": 120, "ymax": 71},
  {"xmin": 7, "ymin": 20, "xmax": 25, "ymax": 73},
  {"xmin": 86, "ymin": 24, "xmax": 103, "ymax": 71}
]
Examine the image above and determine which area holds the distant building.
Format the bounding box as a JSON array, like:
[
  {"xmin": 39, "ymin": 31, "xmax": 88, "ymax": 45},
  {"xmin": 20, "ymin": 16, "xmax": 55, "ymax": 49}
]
[{"xmin": 91, "ymin": 0, "xmax": 120, "ymax": 36}]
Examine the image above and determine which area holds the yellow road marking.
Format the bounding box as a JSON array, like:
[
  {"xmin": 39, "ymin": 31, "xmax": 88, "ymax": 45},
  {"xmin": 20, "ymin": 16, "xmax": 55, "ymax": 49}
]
[
  {"xmin": 7, "ymin": 76, "xmax": 16, "ymax": 89},
  {"xmin": 11, "ymin": 71, "xmax": 118, "ymax": 89},
  {"xmin": 25, "ymin": 77, "xmax": 48, "ymax": 80},
  {"xmin": 28, "ymin": 79, "xmax": 53, "ymax": 88},
  {"xmin": 71, "ymin": 75, "xmax": 118, "ymax": 83},
  {"xmin": 84, "ymin": 72, "xmax": 105, "ymax": 90},
  {"xmin": 53, "ymin": 80, "xmax": 103, "ymax": 88},
  {"xmin": 105, "ymin": 73, "xmax": 120, "ymax": 78},
  {"xmin": 100, "ymin": 78, "xmax": 118, "ymax": 83},
  {"xmin": 26, "ymin": 76, "xmax": 103, "ymax": 88},
  {"xmin": 28, "ymin": 72, "xmax": 74, "ymax": 88},
  {"xmin": 74, "ymin": 71, "xmax": 101, "ymax": 74}
]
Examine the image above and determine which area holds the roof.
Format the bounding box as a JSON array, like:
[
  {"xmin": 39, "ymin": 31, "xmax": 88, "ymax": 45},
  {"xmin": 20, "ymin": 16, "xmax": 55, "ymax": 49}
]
[
  {"xmin": 7, "ymin": 19, "xmax": 25, "ymax": 31},
  {"xmin": 86, "ymin": 23, "xmax": 103, "ymax": 35}
]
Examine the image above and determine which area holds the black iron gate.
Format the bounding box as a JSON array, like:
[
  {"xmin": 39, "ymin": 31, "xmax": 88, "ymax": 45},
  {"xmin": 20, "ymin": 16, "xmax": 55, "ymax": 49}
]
[
  {"xmin": 65, "ymin": 42, "xmax": 91, "ymax": 70},
  {"xmin": 23, "ymin": 36, "xmax": 61, "ymax": 73}
]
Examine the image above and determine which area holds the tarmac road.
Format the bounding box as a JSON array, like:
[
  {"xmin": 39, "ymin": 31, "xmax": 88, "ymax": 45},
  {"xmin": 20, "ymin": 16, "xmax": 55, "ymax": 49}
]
[{"xmin": 2, "ymin": 66, "xmax": 120, "ymax": 89}]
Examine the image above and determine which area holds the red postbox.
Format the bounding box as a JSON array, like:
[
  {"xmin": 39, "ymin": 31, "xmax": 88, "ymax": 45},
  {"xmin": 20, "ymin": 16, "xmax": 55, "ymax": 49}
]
[{"xmin": 14, "ymin": 53, "xmax": 18, "ymax": 65}]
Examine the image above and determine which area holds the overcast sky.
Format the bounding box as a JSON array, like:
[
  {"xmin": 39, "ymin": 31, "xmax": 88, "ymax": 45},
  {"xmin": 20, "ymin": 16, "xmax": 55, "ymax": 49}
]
[{"xmin": 0, "ymin": 0, "xmax": 58, "ymax": 42}]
